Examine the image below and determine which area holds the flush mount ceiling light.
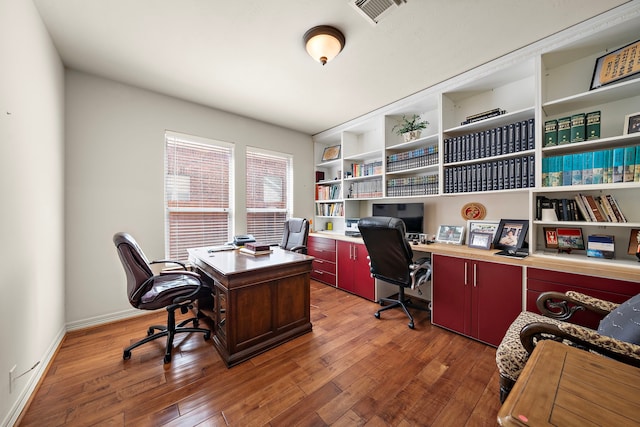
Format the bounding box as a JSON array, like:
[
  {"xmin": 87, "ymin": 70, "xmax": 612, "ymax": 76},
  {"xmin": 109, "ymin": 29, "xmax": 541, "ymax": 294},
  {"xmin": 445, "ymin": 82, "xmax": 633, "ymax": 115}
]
[{"xmin": 303, "ymin": 25, "xmax": 345, "ymax": 65}]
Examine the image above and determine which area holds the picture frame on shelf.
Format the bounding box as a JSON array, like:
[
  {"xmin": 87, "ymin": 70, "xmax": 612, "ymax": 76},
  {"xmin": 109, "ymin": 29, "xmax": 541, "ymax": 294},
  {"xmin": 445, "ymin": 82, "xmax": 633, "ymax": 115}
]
[
  {"xmin": 590, "ymin": 39, "xmax": 640, "ymax": 90},
  {"xmin": 623, "ymin": 112, "xmax": 640, "ymax": 134},
  {"xmin": 435, "ymin": 225, "xmax": 465, "ymax": 245},
  {"xmin": 493, "ymin": 219, "xmax": 529, "ymax": 252},
  {"xmin": 543, "ymin": 227, "xmax": 559, "ymax": 249},
  {"xmin": 627, "ymin": 228, "xmax": 640, "ymax": 255},
  {"xmin": 468, "ymin": 231, "xmax": 493, "ymax": 250},
  {"xmin": 467, "ymin": 219, "xmax": 500, "ymax": 242},
  {"xmin": 556, "ymin": 227, "xmax": 585, "ymax": 252},
  {"xmin": 321, "ymin": 145, "xmax": 341, "ymax": 162}
]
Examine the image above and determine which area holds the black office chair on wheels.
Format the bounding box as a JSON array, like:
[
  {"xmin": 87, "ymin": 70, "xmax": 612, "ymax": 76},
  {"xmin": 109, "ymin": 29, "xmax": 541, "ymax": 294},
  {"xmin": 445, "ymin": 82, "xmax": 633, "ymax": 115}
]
[
  {"xmin": 280, "ymin": 217, "xmax": 310, "ymax": 254},
  {"xmin": 358, "ymin": 217, "xmax": 432, "ymax": 329},
  {"xmin": 113, "ymin": 232, "xmax": 211, "ymax": 363}
]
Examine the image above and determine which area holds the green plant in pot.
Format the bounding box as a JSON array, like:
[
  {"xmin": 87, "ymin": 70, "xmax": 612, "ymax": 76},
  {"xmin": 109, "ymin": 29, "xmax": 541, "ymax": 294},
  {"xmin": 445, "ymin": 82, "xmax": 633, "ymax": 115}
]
[{"xmin": 393, "ymin": 114, "xmax": 429, "ymax": 142}]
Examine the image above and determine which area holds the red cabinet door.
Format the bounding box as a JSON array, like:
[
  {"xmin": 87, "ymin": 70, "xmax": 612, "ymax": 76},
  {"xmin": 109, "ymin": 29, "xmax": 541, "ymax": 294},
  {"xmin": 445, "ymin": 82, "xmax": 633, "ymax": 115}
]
[
  {"xmin": 431, "ymin": 254, "xmax": 469, "ymax": 335},
  {"xmin": 352, "ymin": 242, "xmax": 374, "ymax": 301},
  {"xmin": 472, "ymin": 260, "xmax": 522, "ymax": 346},
  {"xmin": 337, "ymin": 240, "xmax": 374, "ymax": 300}
]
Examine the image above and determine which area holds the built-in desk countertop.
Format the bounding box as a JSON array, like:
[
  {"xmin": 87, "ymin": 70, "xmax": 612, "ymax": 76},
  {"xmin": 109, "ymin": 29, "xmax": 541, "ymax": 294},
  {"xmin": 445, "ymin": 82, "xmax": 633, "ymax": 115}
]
[{"xmin": 310, "ymin": 232, "xmax": 640, "ymax": 283}]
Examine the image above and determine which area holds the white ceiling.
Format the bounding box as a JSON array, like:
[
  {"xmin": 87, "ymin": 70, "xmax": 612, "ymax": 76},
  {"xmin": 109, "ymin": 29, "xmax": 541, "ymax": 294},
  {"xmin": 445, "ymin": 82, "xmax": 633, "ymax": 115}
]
[{"xmin": 33, "ymin": 0, "xmax": 630, "ymax": 135}]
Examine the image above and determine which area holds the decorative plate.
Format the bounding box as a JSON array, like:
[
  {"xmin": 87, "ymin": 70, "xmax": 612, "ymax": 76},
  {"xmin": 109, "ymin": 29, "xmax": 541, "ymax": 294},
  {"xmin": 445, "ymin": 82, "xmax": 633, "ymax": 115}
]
[{"xmin": 461, "ymin": 202, "xmax": 486, "ymax": 220}]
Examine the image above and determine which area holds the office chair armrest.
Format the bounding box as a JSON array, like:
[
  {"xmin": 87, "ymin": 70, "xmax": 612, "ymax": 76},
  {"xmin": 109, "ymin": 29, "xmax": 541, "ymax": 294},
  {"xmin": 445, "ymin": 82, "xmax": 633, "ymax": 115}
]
[
  {"xmin": 150, "ymin": 259, "xmax": 188, "ymax": 270},
  {"xmin": 288, "ymin": 245, "xmax": 307, "ymax": 254},
  {"xmin": 409, "ymin": 258, "xmax": 431, "ymax": 290},
  {"xmin": 159, "ymin": 270, "xmax": 201, "ymax": 279}
]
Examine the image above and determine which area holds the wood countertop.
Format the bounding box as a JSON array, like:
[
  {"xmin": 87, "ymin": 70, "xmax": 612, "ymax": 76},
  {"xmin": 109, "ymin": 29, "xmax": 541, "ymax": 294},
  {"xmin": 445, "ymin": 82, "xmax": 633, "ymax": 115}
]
[{"xmin": 310, "ymin": 232, "xmax": 640, "ymax": 282}]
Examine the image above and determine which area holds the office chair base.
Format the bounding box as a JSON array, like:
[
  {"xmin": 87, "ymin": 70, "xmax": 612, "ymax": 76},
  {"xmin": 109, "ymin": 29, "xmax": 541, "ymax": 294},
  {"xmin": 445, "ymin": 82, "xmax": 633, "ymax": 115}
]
[
  {"xmin": 124, "ymin": 311, "xmax": 211, "ymax": 363},
  {"xmin": 375, "ymin": 288, "xmax": 431, "ymax": 329}
]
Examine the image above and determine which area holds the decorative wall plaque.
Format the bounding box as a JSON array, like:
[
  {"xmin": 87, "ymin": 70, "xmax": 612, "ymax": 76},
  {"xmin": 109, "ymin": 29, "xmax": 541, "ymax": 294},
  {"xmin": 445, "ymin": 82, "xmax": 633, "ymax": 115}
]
[{"xmin": 461, "ymin": 202, "xmax": 487, "ymax": 220}]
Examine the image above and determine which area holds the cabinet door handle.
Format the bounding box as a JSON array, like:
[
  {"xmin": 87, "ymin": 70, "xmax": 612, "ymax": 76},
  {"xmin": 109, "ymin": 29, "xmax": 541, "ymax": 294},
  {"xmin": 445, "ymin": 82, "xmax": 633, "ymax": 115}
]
[
  {"xmin": 473, "ymin": 263, "xmax": 477, "ymax": 287},
  {"xmin": 464, "ymin": 262, "xmax": 468, "ymax": 286},
  {"xmin": 353, "ymin": 245, "xmax": 358, "ymax": 260},
  {"xmin": 313, "ymin": 270, "xmax": 324, "ymax": 275},
  {"xmin": 315, "ymin": 259, "xmax": 324, "ymax": 264}
]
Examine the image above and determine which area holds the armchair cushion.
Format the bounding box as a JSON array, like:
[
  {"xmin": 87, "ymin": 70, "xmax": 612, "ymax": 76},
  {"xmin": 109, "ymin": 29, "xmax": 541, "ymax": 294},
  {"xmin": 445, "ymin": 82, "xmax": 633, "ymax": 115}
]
[{"xmin": 597, "ymin": 293, "xmax": 640, "ymax": 345}]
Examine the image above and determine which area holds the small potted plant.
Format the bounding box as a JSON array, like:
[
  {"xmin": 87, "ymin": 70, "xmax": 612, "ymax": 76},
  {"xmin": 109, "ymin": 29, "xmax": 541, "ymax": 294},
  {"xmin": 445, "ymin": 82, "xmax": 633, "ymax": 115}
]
[{"xmin": 393, "ymin": 114, "xmax": 429, "ymax": 142}]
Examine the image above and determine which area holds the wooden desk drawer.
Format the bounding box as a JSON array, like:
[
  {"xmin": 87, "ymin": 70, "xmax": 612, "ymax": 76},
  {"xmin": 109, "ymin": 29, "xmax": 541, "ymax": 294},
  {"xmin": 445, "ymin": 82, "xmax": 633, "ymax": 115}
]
[{"xmin": 308, "ymin": 236, "xmax": 336, "ymax": 262}]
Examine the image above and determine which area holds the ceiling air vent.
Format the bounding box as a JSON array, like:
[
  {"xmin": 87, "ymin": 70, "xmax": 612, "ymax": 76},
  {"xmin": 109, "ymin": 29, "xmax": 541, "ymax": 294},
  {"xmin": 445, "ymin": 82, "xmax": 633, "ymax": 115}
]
[{"xmin": 351, "ymin": 0, "xmax": 406, "ymax": 25}]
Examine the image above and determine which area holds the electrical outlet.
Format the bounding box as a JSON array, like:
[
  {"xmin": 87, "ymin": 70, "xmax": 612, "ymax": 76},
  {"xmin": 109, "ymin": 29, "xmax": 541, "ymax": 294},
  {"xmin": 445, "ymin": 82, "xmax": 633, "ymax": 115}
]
[{"xmin": 9, "ymin": 365, "xmax": 16, "ymax": 394}]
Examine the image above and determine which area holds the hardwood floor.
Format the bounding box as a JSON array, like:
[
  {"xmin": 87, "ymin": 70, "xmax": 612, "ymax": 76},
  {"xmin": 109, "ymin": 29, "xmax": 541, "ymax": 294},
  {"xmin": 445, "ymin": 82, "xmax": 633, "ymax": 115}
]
[{"xmin": 18, "ymin": 280, "xmax": 502, "ymax": 426}]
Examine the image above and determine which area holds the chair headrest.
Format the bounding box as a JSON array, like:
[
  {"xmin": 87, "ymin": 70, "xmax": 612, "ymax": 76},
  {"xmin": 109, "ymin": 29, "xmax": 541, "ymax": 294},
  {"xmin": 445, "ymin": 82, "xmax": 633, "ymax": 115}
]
[{"xmin": 287, "ymin": 218, "xmax": 307, "ymax": 233}]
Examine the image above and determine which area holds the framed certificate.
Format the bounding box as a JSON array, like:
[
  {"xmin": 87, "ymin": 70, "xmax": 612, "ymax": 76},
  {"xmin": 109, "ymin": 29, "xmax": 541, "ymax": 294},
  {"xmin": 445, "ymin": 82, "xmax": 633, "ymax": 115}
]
[
  {"xmin": 590, "ymin": 39, "xmax": 640, "ymax": 90},
  {"xmin": 321, "ymin": 145, "xmax": 341, "ymax": 161}
]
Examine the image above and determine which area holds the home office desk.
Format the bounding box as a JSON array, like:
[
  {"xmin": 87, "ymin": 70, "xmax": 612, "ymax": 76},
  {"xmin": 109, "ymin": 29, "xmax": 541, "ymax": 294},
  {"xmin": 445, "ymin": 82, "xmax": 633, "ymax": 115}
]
[
  {"xmin": 497, "ymin": 339, "xmax": 640, "ymax": 426},
  {"xmin": 188, "ymin": 246, "xmax": 313, "ymax": 367}
]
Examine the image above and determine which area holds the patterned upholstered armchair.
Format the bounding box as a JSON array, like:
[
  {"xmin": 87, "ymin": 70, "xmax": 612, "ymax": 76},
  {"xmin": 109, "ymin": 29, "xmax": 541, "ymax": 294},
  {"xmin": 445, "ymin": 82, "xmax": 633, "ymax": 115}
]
[{"xmin": 495, "ymin": 291, "xmax": 640, "ymax": 403}]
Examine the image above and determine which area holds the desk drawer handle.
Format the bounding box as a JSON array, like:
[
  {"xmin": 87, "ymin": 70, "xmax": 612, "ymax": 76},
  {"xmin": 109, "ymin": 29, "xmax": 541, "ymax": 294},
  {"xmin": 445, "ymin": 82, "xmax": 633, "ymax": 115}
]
[{"xmin": 313, "ymin": 270, "xmax": 324, "ymax": 275}]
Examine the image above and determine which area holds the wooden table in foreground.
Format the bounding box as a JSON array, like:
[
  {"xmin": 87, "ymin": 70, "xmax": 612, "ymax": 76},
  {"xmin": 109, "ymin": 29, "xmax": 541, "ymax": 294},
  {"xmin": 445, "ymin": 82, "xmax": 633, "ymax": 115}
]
[
  {"xmin": 188, "ymin": 246, "xmax": 313, "ymax": 367},
  {"xmin": 498, "ymin": 339, "xmax": 640, "ymax": 426}
]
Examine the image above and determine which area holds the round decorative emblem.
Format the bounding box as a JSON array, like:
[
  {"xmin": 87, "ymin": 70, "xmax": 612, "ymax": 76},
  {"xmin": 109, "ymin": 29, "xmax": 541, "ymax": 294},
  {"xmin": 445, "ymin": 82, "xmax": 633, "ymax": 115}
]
[{"xmin": 461, "ymin": 202, "xmax": 486, "ymax": 220}]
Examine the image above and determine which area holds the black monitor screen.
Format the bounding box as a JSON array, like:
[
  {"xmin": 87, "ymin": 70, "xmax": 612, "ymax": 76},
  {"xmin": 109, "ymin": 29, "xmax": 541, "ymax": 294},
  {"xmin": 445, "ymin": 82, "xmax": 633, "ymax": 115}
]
[{"xmin": 372, "ymin": 203, "xmax": 424, "ymax": 234}]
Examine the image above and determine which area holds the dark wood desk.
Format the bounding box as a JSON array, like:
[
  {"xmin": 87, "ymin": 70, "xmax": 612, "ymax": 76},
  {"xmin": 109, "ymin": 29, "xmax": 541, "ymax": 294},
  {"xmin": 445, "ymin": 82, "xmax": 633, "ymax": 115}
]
[
  {"xmin": 188, "ymin": 247, "xmax": 313, "ymax": 367},
  {"xmin": 498, "ymin": 340, "xmax": 640, "ymax": 426}
]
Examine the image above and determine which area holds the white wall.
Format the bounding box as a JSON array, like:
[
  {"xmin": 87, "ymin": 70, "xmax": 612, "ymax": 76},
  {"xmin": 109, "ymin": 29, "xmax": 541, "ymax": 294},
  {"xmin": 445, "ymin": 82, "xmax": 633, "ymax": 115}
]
[
  {"xmin": 0, "ymin": 0, "xmax": 66, "ymax": 424},
  {"xmin": 64, "ymin": 71, "xmax": 314, "ymax": 327}
]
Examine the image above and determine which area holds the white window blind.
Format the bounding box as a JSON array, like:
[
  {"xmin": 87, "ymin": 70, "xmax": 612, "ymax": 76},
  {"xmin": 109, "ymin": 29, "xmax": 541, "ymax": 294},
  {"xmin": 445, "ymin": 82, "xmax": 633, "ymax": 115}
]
[
  {"xmin": 165, "ymin": 133, "xmax": 233, "ymax": 260},
  {"xmin": 246, "ymin": 148, "xmax": 292, "ymax": 244}
]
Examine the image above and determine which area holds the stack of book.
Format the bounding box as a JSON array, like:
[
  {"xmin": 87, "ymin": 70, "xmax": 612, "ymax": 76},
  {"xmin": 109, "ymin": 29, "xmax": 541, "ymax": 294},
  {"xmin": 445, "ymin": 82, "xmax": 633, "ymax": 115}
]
[
  {"xmin": 239, "ymin": 242, "xmax": 272, "ymax": 256},
  {"xmin": 544, "ymin": 111, "xmax": 600, "ymax": 146},
  {"xmin": 542, "ymin": 144, "xmax": 640, "ymax": 187},
  {"xmin": 536, "ymin": 194, "xmax": 627, "ymax": 223},
  {"xmin": 444, "ymin": 118, "xmax": 535, "ymax": 163}
]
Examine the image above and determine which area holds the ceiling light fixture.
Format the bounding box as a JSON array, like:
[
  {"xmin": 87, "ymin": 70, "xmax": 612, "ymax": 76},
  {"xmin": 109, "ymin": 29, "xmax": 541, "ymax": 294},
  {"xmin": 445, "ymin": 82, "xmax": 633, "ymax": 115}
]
[{"xmin": 303, "ymin": 25, "xmax": 345, "ymax": 65}]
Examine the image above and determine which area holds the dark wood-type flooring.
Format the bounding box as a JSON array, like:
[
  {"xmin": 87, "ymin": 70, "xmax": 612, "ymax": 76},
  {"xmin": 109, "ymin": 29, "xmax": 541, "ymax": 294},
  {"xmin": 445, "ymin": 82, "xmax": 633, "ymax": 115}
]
[{"xmin": 18, "ymin": 280, "xmax": 502, "ymax": 426}]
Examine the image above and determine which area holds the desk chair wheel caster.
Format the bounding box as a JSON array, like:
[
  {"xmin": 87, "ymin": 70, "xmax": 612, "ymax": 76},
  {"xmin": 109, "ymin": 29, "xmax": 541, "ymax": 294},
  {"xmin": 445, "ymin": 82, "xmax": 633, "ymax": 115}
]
[
  {"xmin": 204, "ymin": 331, "xmax": 211, "ymax": 340},
  {"xmin": 123, "ymin": 350, "xmax": 131, "ymax": 360},
  {"xmin": 164, "ymin": 354, "xmax": 171, "ymax": 364},
  {"xmin": 147, "ymin": 327, "xmax": 155, "ymax": 336},
  {"xmin": 374, "ymin": 312, "xmax": 380, "ymax": 319},
  {"xmin": 408, "ymin": 322, "xmax": 414, "ymax": 329}
]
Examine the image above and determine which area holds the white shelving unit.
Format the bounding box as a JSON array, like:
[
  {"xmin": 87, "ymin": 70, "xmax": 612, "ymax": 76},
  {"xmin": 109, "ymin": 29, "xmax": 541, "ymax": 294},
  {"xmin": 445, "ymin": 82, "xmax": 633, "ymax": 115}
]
[{"xmin": 312, "ymin": 3, "xmax": 640, "ymax": 268}]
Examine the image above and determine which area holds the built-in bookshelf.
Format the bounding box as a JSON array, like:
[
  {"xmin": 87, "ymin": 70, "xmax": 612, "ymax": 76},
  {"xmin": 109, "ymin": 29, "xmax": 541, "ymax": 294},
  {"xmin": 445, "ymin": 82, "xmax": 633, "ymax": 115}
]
[{"xmin": 312, "ymin": 3, "xmax": 640, "ymax": 267}]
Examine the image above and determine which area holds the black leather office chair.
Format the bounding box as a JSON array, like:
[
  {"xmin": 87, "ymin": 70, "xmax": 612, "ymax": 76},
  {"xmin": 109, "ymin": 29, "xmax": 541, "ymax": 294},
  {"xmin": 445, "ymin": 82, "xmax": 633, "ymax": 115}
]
[
  {"xmin": 113, "ymin": 232, "xmax": 211, "ymax": 363},
  {"xmin": 280, "ymin": 217, "xmax": 310, "ymax": 254},
  {"xmin": 358, "ymin": 217, "xmax": 432, "ymax": 329}
]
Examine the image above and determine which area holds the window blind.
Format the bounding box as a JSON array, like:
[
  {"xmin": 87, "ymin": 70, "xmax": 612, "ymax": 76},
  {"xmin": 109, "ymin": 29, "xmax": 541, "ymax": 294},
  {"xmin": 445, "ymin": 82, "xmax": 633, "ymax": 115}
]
[
  {"xmin": 165, "ymin": 133, "xmax": 233, "ymax": 260},
  {"xmin": 246, "ymin": 148, "xmax": 292, "ymax": 244}
]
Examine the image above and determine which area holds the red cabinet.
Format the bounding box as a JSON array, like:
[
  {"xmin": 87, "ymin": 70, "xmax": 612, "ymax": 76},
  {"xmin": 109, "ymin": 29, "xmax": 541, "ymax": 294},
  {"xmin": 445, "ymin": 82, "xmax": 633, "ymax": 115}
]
[
  {"xmin": 307, "ymin": 236, "xmax": 337, "ymax": 286},
  {"xmin": 431, "ymin": 254, "xmax": 523, "ymax": 346},
  {"xmin": 337, "ymin": 240, "xmax": 375, "ymax": 301}
]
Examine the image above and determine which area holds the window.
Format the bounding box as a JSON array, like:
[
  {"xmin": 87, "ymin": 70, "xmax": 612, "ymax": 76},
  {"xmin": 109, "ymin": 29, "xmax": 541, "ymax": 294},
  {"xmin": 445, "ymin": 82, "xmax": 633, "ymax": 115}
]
[
  {"xmin": 165, "ymin": 132, "xmax": 233, "ymax": 260},
  {"xmin": 246, "ymin": 148, "xmax": 292, "ymax": 244}
]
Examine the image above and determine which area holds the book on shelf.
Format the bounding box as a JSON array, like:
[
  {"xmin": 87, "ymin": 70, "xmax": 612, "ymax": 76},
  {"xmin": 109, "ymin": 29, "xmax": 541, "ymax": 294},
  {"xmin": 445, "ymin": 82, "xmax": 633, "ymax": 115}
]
[
  {"xmin": 612, "ymin": 147, "xmax": 624, "ymax": 183},
  {"xmin": 623, "ymin": 145, "xmax": 636, "ymax": 182},
  {"xmin": 606, "ymin": 194, "xmax": 627, "ymax": 222},
  {"xmin": 582, "ymin": 151, "xmax": 593, "ymax": 185},
  {"xmin": 592, "ymin": 150, "xmax": 604, "ymax": 184},
  {"xmin": 557, "ymin": 116, "xmax": 571, "ymax": 145},
  {"xmin": 636, "ymin": 144, "xmax": 640, "ymax": 182},
  {"xmin": 596, "ymin": 195, "xmax": 617, "ymax": 223},
  {"xmin": 571, "ymin": 153, "xmax": 582, "ymax": 185},
  {"xmin": 573, "ymin": 195, "xmax": 592, "ymax": 222},
  {"xmin": 580, "ymin": 194, "xmax": 607, "ymax": 222},
  {"xmin": 544, "ymin": 120, "xmax": 558, "ymax": 147},
  {"xmin": 586, "ymin": 111, "xmax": 601, "ymax": 140},
  {"xmin": 570, "ymin": 113, "xmax": 586, "ymax": 142}
]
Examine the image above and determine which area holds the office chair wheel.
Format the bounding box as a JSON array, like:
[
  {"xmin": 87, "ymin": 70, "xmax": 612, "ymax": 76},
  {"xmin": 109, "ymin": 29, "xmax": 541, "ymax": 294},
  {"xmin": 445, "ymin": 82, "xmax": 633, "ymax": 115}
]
[
  {"xmin": 204, "ymin": 331, "xmax": 211, "ymax": 340},
  {"xmin": 408, "ymin": 322, "xmax": 415, "ymax": 329},
  {"xmin": 374, "ymin": 312, "xmax": 381, "ymax": 319},
  {"xmin": 164, "ymin": 354, "xmax": 171, "ymax": 364},
  {"xmin": 147, "ymin": 327, "xmax": 154, "ymax": 336},
  {"xmin": 123, "ymin": 350, "xmax": 131, "ymax": 360}
]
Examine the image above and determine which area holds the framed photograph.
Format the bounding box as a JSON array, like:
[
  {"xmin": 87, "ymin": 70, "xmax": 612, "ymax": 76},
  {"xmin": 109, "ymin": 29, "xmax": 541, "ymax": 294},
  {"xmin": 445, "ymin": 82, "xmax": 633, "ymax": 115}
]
[
  {"xmin": 627, "ymin": 228, "xmax": 640, "ymax": 255},
  {"xmin": 435, "ymin": 225, "xmax": 465, "ymax": 245},
  {"xmin": 493, "ymin": 219, "xmax": 529, "ymax": 251},
  {"xmin": 467, "ymin": 219, "xmax": 500, "ymax": 242},
  {"xmin": 623, "ymin": 112, "xmax": 640, "ymax": 135},
  {"xmin": 468, "ymin": 231, "xmax": 493, "ymax": 250},
  {"xmin": 590, "ymin": 39, "xmax": 640, "ymax": 90},
  {"xmin": 321, "ymin": 145, "xmax": 341, "ymax": 162},
  {"xmin": 543, "ymin": 227, "xmax": 559, "ymax": 249},
  {"xmin": 556, "ymin": 227, "xmax": 585, "ymax": 250}
]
